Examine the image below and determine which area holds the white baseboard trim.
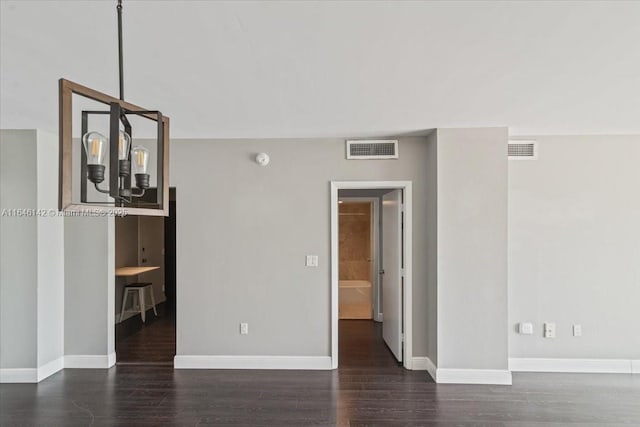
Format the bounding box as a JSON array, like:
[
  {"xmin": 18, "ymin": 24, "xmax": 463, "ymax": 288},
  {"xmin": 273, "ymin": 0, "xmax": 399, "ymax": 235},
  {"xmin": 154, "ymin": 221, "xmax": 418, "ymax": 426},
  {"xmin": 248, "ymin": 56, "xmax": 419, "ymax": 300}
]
[
  {"xmin": 37, "ymin": 357, "xmax": 64, "ymax": 382},
  {"xmin": 174, "ymin": 355, "xmax": 332, "ymax": 370},
  {"xmin": 410, "ymin": 357, "xmax": 429, "ymax": 370},
  {"xmin": 402, "ymin": 358, "xmax": 510, "ymax": 385},
  {"xmin": 411, "ymin": 357, "xmax": 437, "ymax": 381},
  {"xmin": 436, "ymin": 368, "xmax": 513, "ymax": 385},
  {"xmin": 2, "ymin": 353, "xmax": 119, "ymax": 383},
  {"xmin": 64, "ymin": 352, "xmax": 116, "ymax": 369},
  {"xmin": 0, "ymin": 368, "xmax": 37, "ymax": 383},
  {"xmin": 1, "ymin": 357, "xmax": 66, "ymax": 383},
  {"xmin": 510, "ymin": 358, "xmax": 639, "ymax": 374}
]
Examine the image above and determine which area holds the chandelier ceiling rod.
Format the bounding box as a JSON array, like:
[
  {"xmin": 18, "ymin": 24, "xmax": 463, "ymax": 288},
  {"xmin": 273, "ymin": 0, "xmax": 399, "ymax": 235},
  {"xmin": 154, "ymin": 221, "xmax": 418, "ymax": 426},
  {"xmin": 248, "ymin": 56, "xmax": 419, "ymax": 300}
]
[{"xmin": 117, "ymin": 0, "xmax": 124, "ymax": 101}]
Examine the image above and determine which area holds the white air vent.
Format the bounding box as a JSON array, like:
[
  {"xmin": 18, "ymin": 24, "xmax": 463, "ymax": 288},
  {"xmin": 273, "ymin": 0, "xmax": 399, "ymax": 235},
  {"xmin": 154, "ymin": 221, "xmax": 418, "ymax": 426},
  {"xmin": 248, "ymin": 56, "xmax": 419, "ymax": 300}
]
[
  {"xmin": 346, "ymin": 140, "xmax": 399, "ymax": 160},
  {"xmin": 508, "ymin": 140, "xmax": 537, "ymax": 160}
]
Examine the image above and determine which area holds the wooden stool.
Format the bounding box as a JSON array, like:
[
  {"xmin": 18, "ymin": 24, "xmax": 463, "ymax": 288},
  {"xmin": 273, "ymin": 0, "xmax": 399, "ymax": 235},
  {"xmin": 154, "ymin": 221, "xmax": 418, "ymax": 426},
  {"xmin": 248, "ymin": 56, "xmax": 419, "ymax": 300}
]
[{"xmin": 119, "ymin": 282, "xmax": 157, "ymax": 323}]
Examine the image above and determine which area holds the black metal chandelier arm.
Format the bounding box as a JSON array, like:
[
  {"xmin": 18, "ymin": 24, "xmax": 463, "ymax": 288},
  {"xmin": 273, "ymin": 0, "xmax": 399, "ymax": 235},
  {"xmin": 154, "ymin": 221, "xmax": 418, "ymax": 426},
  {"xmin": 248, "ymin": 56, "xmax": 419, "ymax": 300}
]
[
  {"xmin": 94, "ymin": 183, "xmax": 111, "ymax": 194},
  {"xmin": 131, "ymin": 188, "xmax": 146, "ymax": 198}
]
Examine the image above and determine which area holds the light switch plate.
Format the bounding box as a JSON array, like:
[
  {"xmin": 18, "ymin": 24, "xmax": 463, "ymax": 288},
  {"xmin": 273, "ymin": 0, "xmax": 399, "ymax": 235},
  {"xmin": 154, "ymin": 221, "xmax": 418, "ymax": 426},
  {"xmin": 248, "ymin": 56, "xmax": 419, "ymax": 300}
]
[
  {"xmin": 519, "ymin": 322, "xmax": 533, "ymax": 335},
  {"xmin": 573, "ymin": 324, "xmax": 582, "ymax": 337},
  {"xmin": 306, "ymin": 255, "xmax": 319, "ymax": 267}
]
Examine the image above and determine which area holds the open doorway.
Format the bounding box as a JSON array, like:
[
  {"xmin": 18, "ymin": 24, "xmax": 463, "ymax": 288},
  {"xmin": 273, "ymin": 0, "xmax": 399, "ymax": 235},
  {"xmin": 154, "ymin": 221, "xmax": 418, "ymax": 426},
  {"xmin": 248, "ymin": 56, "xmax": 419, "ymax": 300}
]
[
  {"xmin": 114, "ymin": 187, "xmax": 176, "ymax": 365},
  {"xmin": 331, "ymin": 181, "xmax": 413, "ymax": 370},
  {"xmin": 337, "ymin": 197, "xmax": 387, "ymax": 368},
  {"xmin": 338, "ymin": 198, "xmax": 378, "ymax": 321}
]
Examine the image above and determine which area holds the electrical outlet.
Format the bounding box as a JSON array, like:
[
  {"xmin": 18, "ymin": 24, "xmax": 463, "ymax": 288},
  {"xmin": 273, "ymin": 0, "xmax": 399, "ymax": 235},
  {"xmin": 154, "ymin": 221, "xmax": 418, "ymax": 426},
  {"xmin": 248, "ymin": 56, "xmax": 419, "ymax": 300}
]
[
  {"xmin": 240, "ymin": 323, "xmax": 249, "ymax": 335},
  {"xmin": 573, "ymin": 324, "xmax": 582, "ymax": 337},
  {"xmin": 543, "ymin": 322, "xmax": 556, "ymax": 338}
]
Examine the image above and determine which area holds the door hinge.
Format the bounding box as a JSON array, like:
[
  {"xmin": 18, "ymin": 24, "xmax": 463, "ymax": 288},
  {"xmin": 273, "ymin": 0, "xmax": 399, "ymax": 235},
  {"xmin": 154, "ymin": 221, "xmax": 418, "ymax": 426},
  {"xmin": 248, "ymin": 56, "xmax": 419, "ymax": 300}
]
[
  {"xmin": 401, "ymin": 333, "xmax": 405, "ymax": 342},
  {"xmin": 401, "ymin": 268, "xmax": 405, "ymax": 277}
]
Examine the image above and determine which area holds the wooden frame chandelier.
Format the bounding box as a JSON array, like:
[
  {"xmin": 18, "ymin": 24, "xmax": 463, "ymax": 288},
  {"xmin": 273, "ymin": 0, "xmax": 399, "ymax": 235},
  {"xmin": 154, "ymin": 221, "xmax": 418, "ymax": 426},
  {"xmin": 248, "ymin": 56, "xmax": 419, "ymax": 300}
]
[{"xmin": 59, "ymin": 0, "xmax": 169, "ymax": 216}]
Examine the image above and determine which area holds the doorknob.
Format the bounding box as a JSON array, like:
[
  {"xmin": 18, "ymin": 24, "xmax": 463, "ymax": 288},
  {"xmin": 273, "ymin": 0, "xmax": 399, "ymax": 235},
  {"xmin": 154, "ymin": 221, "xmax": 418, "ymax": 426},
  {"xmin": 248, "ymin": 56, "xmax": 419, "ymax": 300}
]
[{"xmin": 379, "ymin": 269, "xmax": 385, "ymax": 275}]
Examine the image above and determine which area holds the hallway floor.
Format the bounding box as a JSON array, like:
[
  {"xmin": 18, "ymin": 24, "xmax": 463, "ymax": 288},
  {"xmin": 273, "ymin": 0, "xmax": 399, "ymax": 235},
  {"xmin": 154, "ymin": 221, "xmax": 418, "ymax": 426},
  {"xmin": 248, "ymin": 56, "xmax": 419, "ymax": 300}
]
[
  {"xmin": 2, "ymin": 320, "xmax": 640, "ymax": 426},
  {"xmin": 338, "ymin": 319, "xmax": 400, "ymax": 368},
  {"xmin": 116, "ymin": 307, "xmax": 176, "ymax": 365}
]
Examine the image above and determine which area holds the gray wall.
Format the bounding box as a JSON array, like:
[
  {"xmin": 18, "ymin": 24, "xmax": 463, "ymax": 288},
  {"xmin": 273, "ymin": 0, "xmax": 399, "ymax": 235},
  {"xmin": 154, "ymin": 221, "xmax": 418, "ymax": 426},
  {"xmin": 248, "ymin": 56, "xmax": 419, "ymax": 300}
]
[
  {"xmin": 138, "ymin": 216, "xmax": 166, "ymax": 309},
  {"xmin": 172, "ymin": 137, "xmax": 432, "ymax": 358},
  {"xmin": 436, "ymin": 128, "xmax": 509, "ymax": 370},
  {"xmin": 0, "ymin": 130, "xmax": 38, "ymax": 369},
  {"xmin": 0, "ymin": 129, "xmax": 64, "ymax": 371},
  {"xmin": 115, "ymin": 216, "xmax": 139, "ymax": 268},
  {"xmin": 64, "ymin": 216, "xmax": 114, "ymax": 356},
  {"xmin": 509, "ymin": 135, "xmax": 640, "ymax": 359}
]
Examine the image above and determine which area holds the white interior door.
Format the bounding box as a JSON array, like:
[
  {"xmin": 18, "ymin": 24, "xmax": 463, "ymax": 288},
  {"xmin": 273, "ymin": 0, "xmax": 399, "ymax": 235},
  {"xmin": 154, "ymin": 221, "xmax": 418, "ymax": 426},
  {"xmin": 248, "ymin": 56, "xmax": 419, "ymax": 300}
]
[{"xmin": 382, "ymin": 189, "xmax": 403, "ymax": 362}]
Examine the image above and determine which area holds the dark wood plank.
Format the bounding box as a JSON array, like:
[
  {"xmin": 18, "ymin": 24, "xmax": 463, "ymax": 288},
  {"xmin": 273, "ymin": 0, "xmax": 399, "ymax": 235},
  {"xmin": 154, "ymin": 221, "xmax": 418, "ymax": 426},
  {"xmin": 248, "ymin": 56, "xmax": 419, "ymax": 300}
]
[
  {"xmin": 115, "ymin": 303, "xmax": 175, "ymax": 365},
  {"xmin": 1, "ymin": 320, "xmax": 639, "ymax": 426}
]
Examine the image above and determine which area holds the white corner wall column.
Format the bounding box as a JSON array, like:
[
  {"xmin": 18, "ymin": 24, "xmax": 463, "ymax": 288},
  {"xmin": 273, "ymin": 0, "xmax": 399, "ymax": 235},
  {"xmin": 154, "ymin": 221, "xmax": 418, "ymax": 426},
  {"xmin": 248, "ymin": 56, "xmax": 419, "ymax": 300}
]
[
  {"xmin": 419, "ymin": 128, "xmax": 511, "ymax": 385},
  {"xmin": 1, "ymin": 129, "xmax": 116, "ymax": 383},
  {"xmin": 0, "ymin": 130, "xmax": 65, "ymax": 383},
  {"xmin": 64, "ymin": 215, "xmax": 116, "ymax": 370}
]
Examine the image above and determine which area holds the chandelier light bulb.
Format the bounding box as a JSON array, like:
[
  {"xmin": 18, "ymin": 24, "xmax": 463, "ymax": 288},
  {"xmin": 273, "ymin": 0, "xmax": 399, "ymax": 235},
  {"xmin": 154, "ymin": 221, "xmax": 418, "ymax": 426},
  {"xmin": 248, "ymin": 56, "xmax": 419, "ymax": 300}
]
[
  {"xmin": 82, "ymin": 132, "xmax": 108, "ymax": 166},
  {"xmin": 118, "ymin": 130, "xmax": 131, "ymax": 160},
  {"xmin": 131, "ymin": 146, "xmax": 150, "ymax": 175},
  {"xmin": 131, "ymin": 146, "xmax": 150, "ymax": 189}
]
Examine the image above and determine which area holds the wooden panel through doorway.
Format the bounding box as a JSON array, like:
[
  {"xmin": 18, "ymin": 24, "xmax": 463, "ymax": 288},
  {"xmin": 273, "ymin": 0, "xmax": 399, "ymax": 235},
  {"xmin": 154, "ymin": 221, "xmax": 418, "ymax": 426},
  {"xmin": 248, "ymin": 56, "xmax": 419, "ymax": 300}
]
[{"xmin": 339, "ymin": 202, "xmax": 372, "ymax": 319}]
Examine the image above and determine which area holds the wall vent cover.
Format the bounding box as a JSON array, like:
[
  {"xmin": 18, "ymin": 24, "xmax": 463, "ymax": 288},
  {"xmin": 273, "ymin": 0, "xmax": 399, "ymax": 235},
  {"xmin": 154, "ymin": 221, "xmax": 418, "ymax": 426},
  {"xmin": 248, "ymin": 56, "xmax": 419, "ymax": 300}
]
[
  {"xmin": 346, "ymin": 140, "xmax": 399, "ymax": 159},
  {"xmin": 508, "ymin": 140, "xmax": 537, "ymax": 160}
]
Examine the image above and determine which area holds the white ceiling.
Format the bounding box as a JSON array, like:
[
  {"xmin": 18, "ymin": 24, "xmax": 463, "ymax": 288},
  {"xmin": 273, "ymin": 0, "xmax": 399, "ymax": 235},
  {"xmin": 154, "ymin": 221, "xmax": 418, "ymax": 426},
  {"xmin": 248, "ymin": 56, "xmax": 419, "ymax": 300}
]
[{"xmin": 1, "ymin": 1, "xmax": 639, "ymax": 138}]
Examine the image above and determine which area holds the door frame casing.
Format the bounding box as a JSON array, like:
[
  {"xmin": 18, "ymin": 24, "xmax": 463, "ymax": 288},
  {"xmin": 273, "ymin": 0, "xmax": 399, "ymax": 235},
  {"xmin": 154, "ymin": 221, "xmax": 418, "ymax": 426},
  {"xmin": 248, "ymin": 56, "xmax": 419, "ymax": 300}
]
[{"xmin": 330, "ymin": 181, "xmax": 413, "ymax": 370}]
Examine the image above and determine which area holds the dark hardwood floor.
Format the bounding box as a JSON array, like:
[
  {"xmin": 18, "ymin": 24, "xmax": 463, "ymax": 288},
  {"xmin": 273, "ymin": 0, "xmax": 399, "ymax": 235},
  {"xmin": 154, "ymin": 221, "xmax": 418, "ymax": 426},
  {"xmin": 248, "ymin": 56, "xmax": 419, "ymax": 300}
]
[
  {"xmin": 116, "ymin": 305, "xmax": 176, "ymax": 365},
  {"xmin": 2, "ymin": 320, "xmax": 640, "ymax": 426},
  {"xmin": 338, "ymin": 320, "xmax": 402, "ymax": 369}
]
